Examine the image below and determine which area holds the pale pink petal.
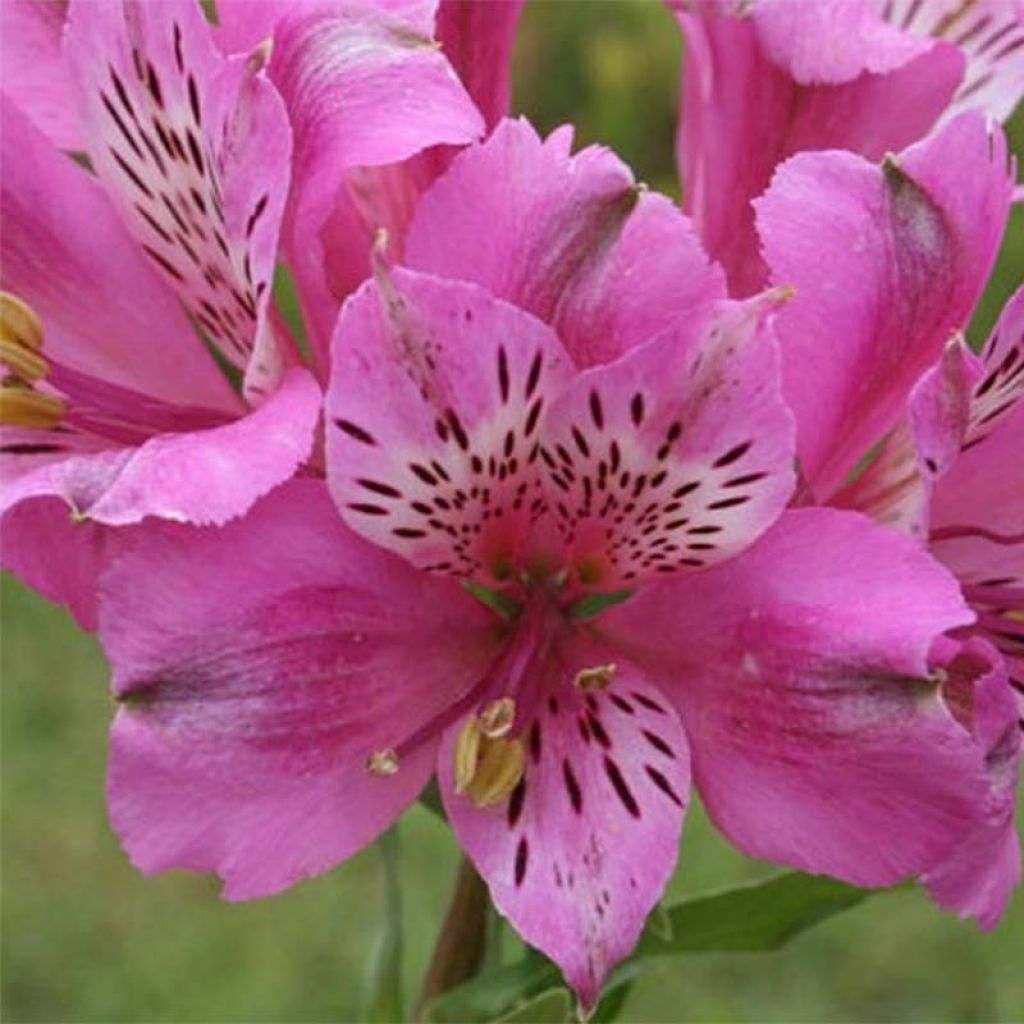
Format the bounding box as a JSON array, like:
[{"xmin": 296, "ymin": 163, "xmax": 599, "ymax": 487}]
[
  {"xmin": 882, "ymin": 0, "xmax": 1024, "ymax": 124},
  {"xmin": 0, "ymin": 1, "xmax": 80, "ymax": 150},
  {"xmin": 440, "ymin": 653, "xmax": 689, "ymax": 1013},
  {"xmin": 0, "ymin": 95, "xmax": 236, "ymax": 412},
  {"xmin": 677, "ymin": 6, "xmax": 963, "ymax": 294},
  {"xmin": 64, "ymin": 0, "xmax": 294, "ymax": 399},
  {"xmin": 969, "ymin": 283, "xmax": 1024, "ymax": 443},
  {"xmin": 539, "ymin": 294, "xmax": 795, "ymax": 588},
  {"xmin": 756, "ymin": 112, "xmax": 1013, "ymax": 500},
  {"xmin": 269, "ymin": 0, "xmax": 483, "ymax": 371},
  {"xmin": 753, "ymin": 0, "xmax": 933, "ymax": 83},
  {"xmin": 102, "ymin": 480, "xmax": 498, "ymax": 900},
  {"xmin": 326, "ymin": 266, "xmax": 574, "ymax": 581},
  {"xmin": 600, "ymin": 508, "xmax": 988, "ymax": 886},
  {"xmin": 922, "ymin": 636, "xmax": 1022, "ymax": 929},
  {"xmin": 0, "ymin": 496, "xmax": 109, "ymax": 630},
  {"xmin": 407, "ymin": 119, "xmax": 725, "ymax": 367},
  {"xmin": 1, "ymin": 367, "xmax": 320, "ymax": 527}
]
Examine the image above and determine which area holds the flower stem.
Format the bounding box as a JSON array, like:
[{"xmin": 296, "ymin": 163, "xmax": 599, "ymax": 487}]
[{"xmin": 412, "ymin": 854, "xmax": 490, "ymax": 1021}]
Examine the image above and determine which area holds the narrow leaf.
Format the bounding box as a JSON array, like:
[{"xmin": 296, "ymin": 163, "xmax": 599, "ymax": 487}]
[
  {"xmin": 635, "ymin": 872, "xmax": 872, "ymax": 957},
  {"xmin": 360, "ymin": 826, "xmax": 405, "ymax": 1021}
]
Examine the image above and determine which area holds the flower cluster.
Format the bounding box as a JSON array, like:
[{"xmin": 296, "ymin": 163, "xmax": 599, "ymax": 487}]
[{"xmin": 1, "ymin": 0, "xmax": 1021, "ymax": 1013}]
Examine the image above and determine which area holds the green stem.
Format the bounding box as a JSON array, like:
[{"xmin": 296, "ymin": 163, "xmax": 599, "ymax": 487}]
[
  {"xmin": 360, "ymin": 825, "xmax": 405, "ymax": 1022},
  {"xmin": 412, "ymin": 854, "xmax": 490, "ymax": 1022}
]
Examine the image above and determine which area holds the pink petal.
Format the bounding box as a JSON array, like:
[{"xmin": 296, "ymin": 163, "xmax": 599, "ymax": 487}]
[
  {"xmin": 969, "ymin": 283, "xmax": 1024, "ymax": 443},
  {"xmin": 64, "ymin": 0, "xmax": 294, "ymax": 399},
  {"xmin": 756, "ymin": 111, "xmax": 1013, "ymax": 500},
  {"xmin": 407, "ymin": 119, "xmax": 725, "ymax": 366},
  {"xmin": 752, "ymin": 0, "xmax": 934, "ymax": 83},
  {"xmin": 0, "ymin": 1, "xmax": 80, "ymax": 150},
  {"xmin": 0, "ymin": 95, "xmax": 236, "ymax": 412},
  {"xmin": 677, "ymin": 5, "xmax": 963, "ymax": 295},
  {"xmin": 102, "ymin": 480, "xmax": 498, "ymax": 900},
  {"xmin": 0, "ymin": 496, "xmax": 110, "ymax": 631},
  {"xmin": 440, "ymin": 654, "xmax": 689, "ymax": 1013},
  {"xmin": 1, "ymin": 366, "xmax": 321, "ymax": 527},
  {"xmin": 434, "ymin": 0, "xmax": 524, "ymax": 131},
  {"xmin": 326, "ymin": 266, "xmax": 574, "ymax": 581},
  {"xmin": 882, "ymin": 0, "xmax": 1024, "ymax": 124},
  {"xmin": 832, "ymin": 338, "xmax": 982, "ymax": 538},
  {"xmin": 539, "ymin": 294, "xmax": 795, "ymax": 588},
  {"xmin": 269, "ymin": 0, "xmax": 483, "ymax": 371},
  {"xmin": 601, "ymin": 508, "xmax": 988, "ymax": 886},
  {"xmin": 922, "ymin": 636, "xmax": 1022, "ymax": 929}
]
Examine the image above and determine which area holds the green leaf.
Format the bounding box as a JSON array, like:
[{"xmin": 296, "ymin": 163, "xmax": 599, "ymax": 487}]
[
  {"xmin": 635, "ymin": 871, "xmax": 872, "ymax": 957},
  {"xmin": 496, "ymin": 988, "xmax": 571, "ymax": 1024},
  {"xmin": 359, "ymin": 826, "xmax": 405, "ymax": 1022},
  {"xmin": 424, "ymin": 954, "xmax": 559, "ymax": 1023}
]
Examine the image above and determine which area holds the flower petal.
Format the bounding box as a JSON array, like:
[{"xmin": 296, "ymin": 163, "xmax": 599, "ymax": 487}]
[
  {"xmin": 64, "ymin": 0, "xmax": 294, "ymax": 399},
  {"xmin": 0, "ymin": 496, "xmax": 110, "ymax": 630},
  {"xmin": 326, "ymin": 266, "xmax": 574, "ymax": 581},
  {"xmin": 0, "ymin": 1, "xmax": 80, "ymax": 150},
  {"xmin": 922, "ymin": 636, "xmax": 1022, "ymax": 929},
  {"xmin": 538, "ymin": 294, "xmax": 795, "ymax": 588},
  {"xmin": 676, "ymin": 4, "xmax": 963, "ymax": 294},
  {"xmin": 756, "ymin": 111, "xmax": 1014, "ymax": 500},
  {"xmin": 102, "ymin": 480, "xmax": 498, "ymax": 900},
  {"xmin": 600, "ymin": 508, "xmax": 988, "ymax": 886},
  {"xmin": 268, "ymin": 0, "xmax": 484, "ymax": 370},
  {"xmin": 1, "ymin": 366, "xmax": 320, "ymax": 527},
  {"xmin": 407, "ymin": 119, "xmax": 725, "ymax": 366},
  {"xmin": 0, "ymin": 95, "xmax": 235, "ymax": 412},
  {"xmin": 881, "ymin": 0, "xmax": 1024, "ymax": 124},
  {"xmin": 752, "ymin": 0, "xmax": 934, "ymax": 83},
  {"xmin": 440, "ymin": 653, "xmax": 689, "ymax": 1014}
]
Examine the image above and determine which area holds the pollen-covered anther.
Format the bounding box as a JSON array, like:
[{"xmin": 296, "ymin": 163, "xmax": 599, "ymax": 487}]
[
  {"xmin": 454, "ymin": 714, "xmax": 525, "ymax": 807},
  {"xmin": 0, "ymin": 292, "xmax": 64, "ymax": 429},
  {"xmin": 366, "ymin": 748, "xmax": 400, "ymax": 777},
  {"xmin": 0, "ymin": 384, "xmax": 65, "ymax": 429},
  {"xmin": 479, "ymin": 696, "xmax": 516, "ymax": 738},
  {"xmin": 1, "ymin": 292, "xmax": 44, "ymax": 354},
  {"xmin": 574, "ymin": 663, "xmax": 617, "ymax": 692}
]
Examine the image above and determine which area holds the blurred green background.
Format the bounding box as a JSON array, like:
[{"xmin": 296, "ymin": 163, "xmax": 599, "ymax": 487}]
[{"xmin": 3, "ymin": 2, "xmax": 1024, "ymax": 1022}]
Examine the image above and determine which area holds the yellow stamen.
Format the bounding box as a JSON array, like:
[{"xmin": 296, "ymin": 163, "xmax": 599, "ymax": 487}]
[
  {"xmin": 366, "ymin": 748, "xmax": 399, "ymax": 777},
  {"xmin": 0, "ymin": 386, "xmax": 65, "ymax": 429},
  {"xmin": 465, "ymin": 736, "xmax": 525, "ymax": 807},
  {"xmin": 1006, "ymin": 610, "xmax": 1024, "ymax": 623},
  {"xmin": 454, "ymin": 699, "xmax": 526, "ymax": 806},
  {"xmin": 574, "ymin": 663, "xmax": 617, "ymax": 691},
  {"xmin": 0, "ymin": 292, "xmax": 44, "ymax": 352},
  {"xmin": 454, "ymin": 717, "xmax": 483, "ymax": 794},
  {"xmin": 1, "ymin": 338, "xmax": 47, "ymax": 382}
]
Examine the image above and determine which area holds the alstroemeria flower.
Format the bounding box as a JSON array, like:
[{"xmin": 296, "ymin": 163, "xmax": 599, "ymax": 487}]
[
  {"xmin": 674, "ymin": 0, "xmax": 1024, "ymax": 293},
  {"xmin": 100, "ymin": 122, "xmax": 992, "ymax": 1011},
  {"xmin": 0, "ymin": 0, "xmax": 322, "ymax": 627},
  {"xmin": 754, "ymin": 107, "xmax": 1022, "ymax": 925},
  {"xmin": 212, "ymin": 0, "xmax": 520, "ymax": 374}
]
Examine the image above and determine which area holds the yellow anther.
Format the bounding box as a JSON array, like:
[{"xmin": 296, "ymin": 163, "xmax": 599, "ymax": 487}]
[
  {"xmin": 454, "ymin": 710, "xmax": 525, "ymax": 807},
  {"xmin": 454, "ymin": 717, "xmax": 483, "ymax": 794},
  {"xmin": 1006, "ymin": 610, "xmax": 1024, "ymax": 623},
  {"xmin": 479, "ymin": 697, "xmax": 516, "ymax": 739},
  {"xmin": 0, "ymin": 386, "xmax": 65, "ymax": 429},
  {"xmin": 1, "ymin": 338, "xmax": 47, "ymax": 382},
  {"xmin": 0, "ymin": 292, "xmax": 44, "ymax": 352},
  {"xmin": 574, "ymin": 663, "xmax": 617, "ymax": 691},
  {"xmin": 465, "ymin": 736, "xmax": 525, "ymax": 807},
  {"xmin": 366, "ymin": 748, "xmax": 399, "ymax": 777}
]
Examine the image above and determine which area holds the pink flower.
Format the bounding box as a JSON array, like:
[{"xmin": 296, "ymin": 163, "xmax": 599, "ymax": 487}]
[
  {"xmin": 674, "ymin": 0, "xmax": 1024, "ymax": 294},
  {"xmin": 0, "ymin": 0, "xmax": 491, "ymax": 627},
  {"xmin": 754, "ymin": 107, "xmax": 1022, "ymax": 926},
  {"xmin": 100, "ymin": 123, "xmax": 992, "ymax": 1011}
]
